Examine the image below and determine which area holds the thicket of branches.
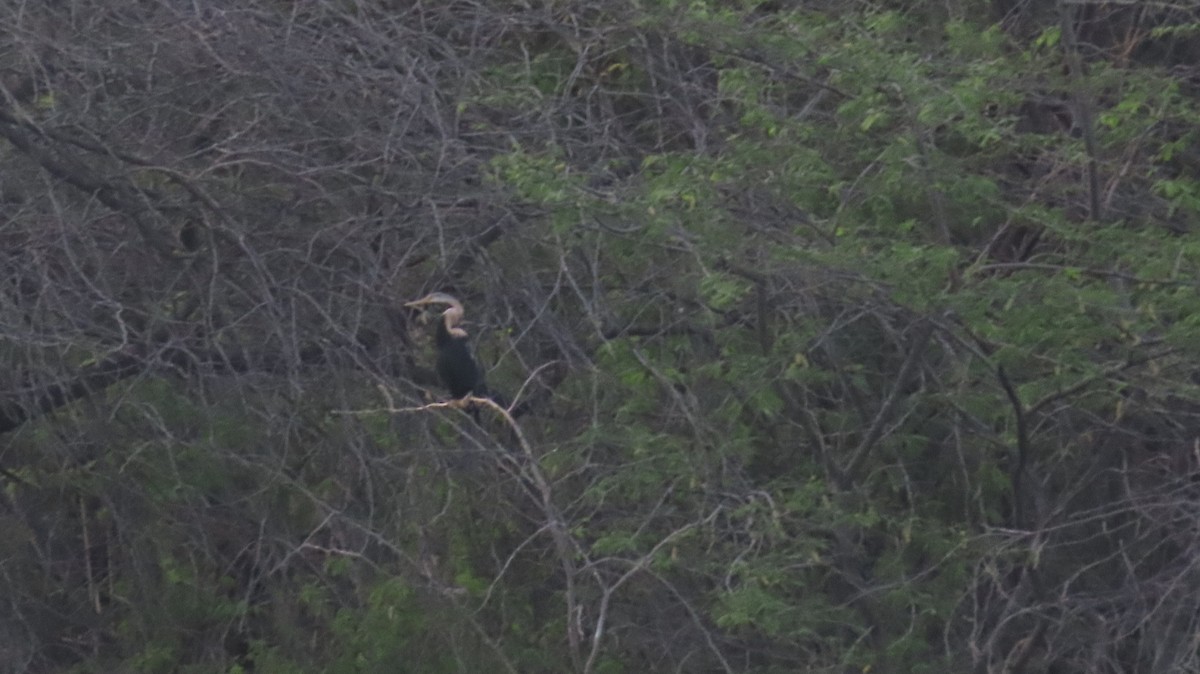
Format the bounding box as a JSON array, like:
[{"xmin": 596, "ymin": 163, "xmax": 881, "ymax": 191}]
[{"xmin": 3, "ymin": 1, "xmax": 1200, "ymax": 672}]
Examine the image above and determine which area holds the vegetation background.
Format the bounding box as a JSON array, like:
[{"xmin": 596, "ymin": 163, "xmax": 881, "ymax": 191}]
[{"xmin": 2, "ymin": 0, "xmax": 1200, "ymax": 672}]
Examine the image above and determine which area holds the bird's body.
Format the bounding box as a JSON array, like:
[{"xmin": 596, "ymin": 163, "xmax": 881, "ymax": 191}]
[
  {"xmin": 433, "ymin": 315, "xmax": 489, "ymax": 399},
  {"xmin": 406, "ymin": 292, "xmax": 494, "ymax": 404}
]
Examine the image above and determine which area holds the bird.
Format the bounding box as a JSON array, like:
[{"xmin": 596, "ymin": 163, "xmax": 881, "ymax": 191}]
[{"xmin": 404, "ymin": 292, "xmax": 495, "ymax": 404}]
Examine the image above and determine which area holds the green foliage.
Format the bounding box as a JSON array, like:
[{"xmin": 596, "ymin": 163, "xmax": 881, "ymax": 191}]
[
  {"xmin": 326, "ymin": 579, "xmax": 431, "ymax": 673},
  {"xmin": 9, "ymin": 0, "xmax": 1200, "ymax": 672},
  {"xmin": 489, "ymin": 146, "xmax": 588, "ymax": 210}
]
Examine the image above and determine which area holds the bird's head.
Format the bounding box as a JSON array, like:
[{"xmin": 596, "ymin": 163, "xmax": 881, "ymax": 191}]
[{"xmin": 404, "ymin": 292, "xmax": 467, "ymax": 336}]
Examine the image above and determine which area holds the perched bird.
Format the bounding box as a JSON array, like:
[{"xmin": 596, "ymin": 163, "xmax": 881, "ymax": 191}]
[{"xmin": 404, "ymin": 292, "xmax": 493, "ymax": 403}]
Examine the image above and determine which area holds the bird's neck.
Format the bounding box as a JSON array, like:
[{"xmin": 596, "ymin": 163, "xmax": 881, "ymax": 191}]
[{"xmin": 436, "ymin": 318, "xmax": 468, "ymax": 346}]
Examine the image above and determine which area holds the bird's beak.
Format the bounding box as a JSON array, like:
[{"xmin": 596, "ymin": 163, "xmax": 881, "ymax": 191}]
[{"xmin": 404, "ymin": 300, "xmax": 432, "ymax": 325}]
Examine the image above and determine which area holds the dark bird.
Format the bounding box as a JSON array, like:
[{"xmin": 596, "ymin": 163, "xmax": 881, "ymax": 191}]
[{"xmin": 404, "ymin": 292, "xmax": 493, "ymax": 403}]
